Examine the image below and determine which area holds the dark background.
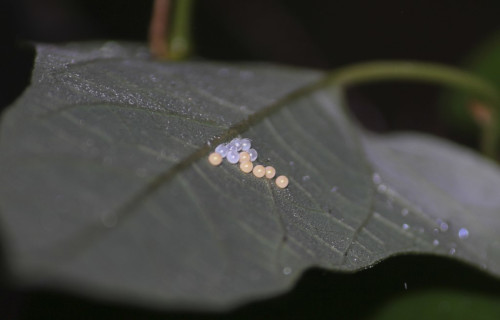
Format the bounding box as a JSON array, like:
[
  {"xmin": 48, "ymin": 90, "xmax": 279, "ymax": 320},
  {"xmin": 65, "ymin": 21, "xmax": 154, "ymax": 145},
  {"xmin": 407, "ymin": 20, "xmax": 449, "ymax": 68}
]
[
  {"xmin": 3, "ymin": 0, "xmax": 500, "ymax": 145},
  {"xmin": 1, "ymin": 0, "xmax": 500, "ymax": 318}
]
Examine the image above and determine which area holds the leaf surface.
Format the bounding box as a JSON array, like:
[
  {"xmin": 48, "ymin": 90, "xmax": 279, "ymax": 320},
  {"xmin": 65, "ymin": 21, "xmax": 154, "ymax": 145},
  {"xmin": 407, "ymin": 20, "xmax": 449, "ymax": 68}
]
[{"xmin": 0, "ymin": 42, "xmax": 499, "ymax": 310}]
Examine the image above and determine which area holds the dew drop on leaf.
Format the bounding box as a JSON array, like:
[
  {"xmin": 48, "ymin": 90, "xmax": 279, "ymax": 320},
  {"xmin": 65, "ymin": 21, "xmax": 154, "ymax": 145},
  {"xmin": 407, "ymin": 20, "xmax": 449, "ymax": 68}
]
[
  {"xmin": 282, "ymin": 267, "xmax": 292, "ymax": 275},
  {"xmin": 439, "ymin": 220, "xmax": 449, "ymax": 232},
  {"xmin": 458, "ymin": 228, "xmax": 469, "ymax": 239}
]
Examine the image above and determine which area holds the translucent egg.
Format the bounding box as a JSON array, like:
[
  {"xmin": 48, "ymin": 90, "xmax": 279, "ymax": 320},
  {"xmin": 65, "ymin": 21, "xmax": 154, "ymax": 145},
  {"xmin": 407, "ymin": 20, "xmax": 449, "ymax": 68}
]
[
  {"xmin": 227, "ymin": 144, "xmax": 239, "ymax": 152},
  {"xmin": 226, "ymin": 150, "xmax": 240, "ymax": 164},
  {"xmin": 215, "ymin": 144, "xmax": 228, "ymax": 158},
  {"xmin": 248, "ymin": 148, "xmax": 258, "ymax": 162},
  {"xmin": 229, "ymin": 138, "xmax": 242, "ymax": 151},
  {"xmin": 240, "ymin": 138, "xmax": 251, "ymax": 151}
]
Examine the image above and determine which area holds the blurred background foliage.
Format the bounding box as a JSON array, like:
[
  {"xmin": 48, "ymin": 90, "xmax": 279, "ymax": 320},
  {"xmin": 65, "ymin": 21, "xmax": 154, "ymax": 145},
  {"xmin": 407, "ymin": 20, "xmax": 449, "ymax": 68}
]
[
  {"xmin": 1, "ymin": 0, "xmax": 500, "ymax": 318},
  {"xmin": 2, "ymin": 0, "xmax": 500, "ymax": 148}
]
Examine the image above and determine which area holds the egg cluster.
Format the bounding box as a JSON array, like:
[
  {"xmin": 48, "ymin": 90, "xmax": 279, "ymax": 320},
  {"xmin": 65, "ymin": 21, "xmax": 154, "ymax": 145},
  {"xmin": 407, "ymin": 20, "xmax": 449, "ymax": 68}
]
[{"xmin": 208, "ymin": 138, "xmax": 289, "ymax": 188}]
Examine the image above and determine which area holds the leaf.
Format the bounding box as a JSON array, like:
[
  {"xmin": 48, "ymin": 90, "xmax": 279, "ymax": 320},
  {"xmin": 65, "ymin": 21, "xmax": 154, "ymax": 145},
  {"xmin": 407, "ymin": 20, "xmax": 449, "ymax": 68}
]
[
  {"xmin": 0, "ymin": 42, "xmax": 499, "ymax": 310},
  {"xmin": 372, "ymin": 289, "xmax": 500, "ymax": 320}
]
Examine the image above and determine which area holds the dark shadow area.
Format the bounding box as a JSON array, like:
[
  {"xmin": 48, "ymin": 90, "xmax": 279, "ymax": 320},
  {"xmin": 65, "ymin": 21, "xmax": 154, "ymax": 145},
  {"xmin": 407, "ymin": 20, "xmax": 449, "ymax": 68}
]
[
  {"xmin": 3, "ymin": 255, "xmax": 499, "ymax": 320},
  {"xmin": 345, "ymin": 83, "xmax": 475, "ymax": 146},
  {"xmin": 4, "ymin": 0, "xmax": 500, "ymax": 148},
  {"xmin": 0, "ymin": 1, "xmax": 35, "ymax": 113},
  {"xmin": 0, "ymin": 44, "xmax": 35, "ymax": 112}
]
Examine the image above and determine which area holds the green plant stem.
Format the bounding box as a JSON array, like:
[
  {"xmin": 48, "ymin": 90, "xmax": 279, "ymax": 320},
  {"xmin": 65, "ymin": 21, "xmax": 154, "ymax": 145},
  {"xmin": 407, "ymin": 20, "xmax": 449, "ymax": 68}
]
[
  {"xmin": 327, "ymin": 61, "xmax": 500, "ymax": 159},
  {"xmin": 168, "ymin": 0, "xmax": 194, "ymax": 60},
  {"xmin": 149, "ymin": 0, "xmax": 171, "ymax": 59}
]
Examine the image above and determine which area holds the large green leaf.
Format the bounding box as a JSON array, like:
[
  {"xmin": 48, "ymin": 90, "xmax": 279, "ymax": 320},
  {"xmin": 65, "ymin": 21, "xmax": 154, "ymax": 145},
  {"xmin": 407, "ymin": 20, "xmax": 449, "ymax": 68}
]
[
  {"xmin": 0, "ymin": 42, "xmax": 499, "ymax": 310},
  {"xmin": 372, "ymin": 289, "xmax": 500, "ymax": 320}
]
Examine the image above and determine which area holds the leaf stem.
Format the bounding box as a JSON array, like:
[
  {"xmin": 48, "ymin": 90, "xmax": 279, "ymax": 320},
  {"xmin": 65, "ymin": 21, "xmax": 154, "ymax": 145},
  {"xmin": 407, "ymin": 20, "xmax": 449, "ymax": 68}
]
[
  {"xmin": 327, "ymin": 61, "xmax": 500, "ymax": 159},
  {"xmin": 149, "ymin": 0, "xmax": 171, "ymax": 59},
  {"xmin": 168, "ymin": 0, "xmax": 194, "ymax": 60}
]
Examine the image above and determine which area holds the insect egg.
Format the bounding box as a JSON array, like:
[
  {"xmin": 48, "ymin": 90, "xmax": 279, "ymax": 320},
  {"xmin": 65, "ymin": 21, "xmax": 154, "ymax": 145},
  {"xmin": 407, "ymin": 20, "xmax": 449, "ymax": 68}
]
[
  {"xmin": 248, "ymin": 148, "xmax": 258, "ymax": 162},
  {"xmin": 240, "ymin": 161, "xmax": 253, "ymax": 173},
  {"xmin": 239, "ymin": 151, "xmax": 250, "ymax": 163},
  {"xmin": 230, "ymin": 138, "xmax": 242, "ymax": 151},
  {"xmin": 215, "ymin": 143, "xmax": 228, "ymax": 158},
  {"xmin": 226, "ymin": 150, "xmax": 240, "ymax": 164},
  {"xmin": 265, "ymin": 166, "xmax": 276, "ymax": 179},
  {"xmin": 210, "ymin": 138, "xmax": 289, "ymax": 188},
  {"xmin": 240, "ymin": 138, "xmax": 251, "ymax": 151},
  {"xmin": 252, "ymin": 165, "xmax": 265, "ymax": 178},
  {"xmin": 275, "ymin": 175, "xmax": 289, "ymax": 188},
  {"xmin": 208, "ymin": 152, "xmax": 223, "ymax": 166}
]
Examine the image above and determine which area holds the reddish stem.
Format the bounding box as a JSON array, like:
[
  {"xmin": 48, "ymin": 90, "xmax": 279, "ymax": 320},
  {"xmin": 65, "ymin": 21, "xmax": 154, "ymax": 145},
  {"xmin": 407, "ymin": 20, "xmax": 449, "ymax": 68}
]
[{"xmin": 149, "ymin": 0, "xmax": 171, "ymax": 59}]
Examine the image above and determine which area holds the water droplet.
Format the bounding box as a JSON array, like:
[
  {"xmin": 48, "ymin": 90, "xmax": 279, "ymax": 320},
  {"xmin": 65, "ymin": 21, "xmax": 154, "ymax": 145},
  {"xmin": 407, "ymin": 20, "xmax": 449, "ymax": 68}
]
[
  {"xmin": 372, "ymin": 173, "xmax": 382, "ymax": 184},
  {"xmin": 433, "ymin": 239, "xmax": 439, "ymax": 246},
  {"xmin": 437, "ymin": 219, "xmax": 449, "ymax": 232},
  {"xmin": 402, "ymin": 223, "xmax": 410, "ymax": 230},
  {"xmin": 282, "ymin": 267, "xmax": 292, "ymax": 275},
  {"xmin": 377, "ymin": 184, "xmax": 387, "ymax": 193},
  {"xmin": 449, "ymin": 248, "xmax": 456, "ymax": 255},
  {"xmin": 458, "ymin": 228, "xmax": 469, "ymax": 239},
  {"xmin": 401, "ymin": 208, "xmax": 409, "ymax": 216},
  {"xmin": 302, "ymin": 175, "xmax": 310, "ymax": 182}
]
